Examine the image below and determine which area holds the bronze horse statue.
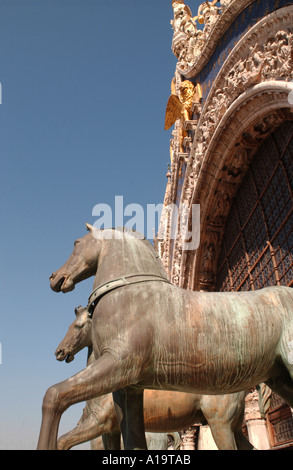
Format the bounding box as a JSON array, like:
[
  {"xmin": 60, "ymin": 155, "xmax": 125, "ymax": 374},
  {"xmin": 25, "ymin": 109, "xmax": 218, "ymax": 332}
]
[
  {"xmin": 55, "ymin": 306, "xmax": 253, "ymax": 450},
  {"xmin": 38, "ymin": 226, "xmax": 293, "ymax": 450}
]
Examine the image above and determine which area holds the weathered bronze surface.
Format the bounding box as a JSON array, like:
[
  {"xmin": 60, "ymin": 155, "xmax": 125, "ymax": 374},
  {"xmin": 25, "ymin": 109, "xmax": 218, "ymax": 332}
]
[
  {"xmin": 38, "ymin": 226, "xmax": 293, "ymax": 450},
  {"xmin": 55, "ymin": 306, "xmax": 253, "ymax": 450},
  {"xmin": 91, "ymin": 432, "xmax": 180, "ymax": 451}
]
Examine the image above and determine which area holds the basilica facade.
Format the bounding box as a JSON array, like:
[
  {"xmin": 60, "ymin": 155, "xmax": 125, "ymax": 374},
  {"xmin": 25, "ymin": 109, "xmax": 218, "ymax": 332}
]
[{"xmin": 158, "ymin": 0, "xmax": 293, "ymax": 450}]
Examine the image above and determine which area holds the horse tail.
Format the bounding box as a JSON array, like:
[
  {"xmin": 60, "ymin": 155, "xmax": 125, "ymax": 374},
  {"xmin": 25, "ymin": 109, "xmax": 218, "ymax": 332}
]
[
  {"xmin": 278, "ymin": 286, "xmax": 293, "ymax": 379},
  {"xmin": 256, "ymin": 383, "xmax": 272, "ymax": 417}
]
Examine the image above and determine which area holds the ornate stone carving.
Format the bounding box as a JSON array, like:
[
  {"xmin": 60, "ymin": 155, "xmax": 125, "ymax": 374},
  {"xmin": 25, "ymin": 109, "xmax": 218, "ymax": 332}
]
[
  {"xmin": 219, "ymin": 0, "xmax": 232, "ymax": 9},
  {"xmin": 245, "ymin": 385, "xmax": 272, "ymax": 423},
  {"xmin": 198, "ymin": 1, "xmax": 221, "ymax": 38},
  {"xmin": 171, "ymin": 0, "xmax": 258, "ymax": 75},
  {"xmin": 180, "ymin": 426, "xmax": 197, "ymax": 450},
  {"xmin": 222, "ymin": 31, "xmax": 293, "ymax": 106},
  {"xmin": 190, "ymin": 27, "xmax": 293, "ymax": 186},
  {"xmin": 198, "ymin": 231, "xmax": 221, "ymax": 289},
  {"xmin": 199, "ymin": 30, "xmax": 293, "ymax": 153},
  {"xmin": 241, "ymin": 110, "xmax": 286, "ymax": 147},
  {"xmin": 245, "ymin": 389, "xmax": 262, "ymax": 422},
  {"xmin": 171, "ymin": 0, "xmax": 204, "ymax": 69},
  {"xmin": 207, "ymin": 189, "xmax": 232, "ymax": 229}
]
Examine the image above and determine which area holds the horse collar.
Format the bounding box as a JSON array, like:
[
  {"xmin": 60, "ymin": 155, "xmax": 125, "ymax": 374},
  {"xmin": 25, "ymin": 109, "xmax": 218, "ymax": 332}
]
[{"xmin": 87, "ymin": 274, "xmax": 171, "ymax": 315}]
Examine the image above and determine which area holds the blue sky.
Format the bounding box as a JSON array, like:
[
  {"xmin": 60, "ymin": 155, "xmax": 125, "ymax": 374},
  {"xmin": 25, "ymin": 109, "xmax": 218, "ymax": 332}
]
[{"xmin": 0, "ymin": 0, "xmax": 200, "ymax": 449}]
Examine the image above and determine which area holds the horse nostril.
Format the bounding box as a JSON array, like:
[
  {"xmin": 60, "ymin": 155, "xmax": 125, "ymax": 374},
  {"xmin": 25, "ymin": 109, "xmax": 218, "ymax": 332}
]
[
  {"xmin": 55, "ymin": 349, "xmax": 64, "ymax": 359},
  {"xmin": 50, "ymin": 273, "xmax": 56, "ymax": 281}
]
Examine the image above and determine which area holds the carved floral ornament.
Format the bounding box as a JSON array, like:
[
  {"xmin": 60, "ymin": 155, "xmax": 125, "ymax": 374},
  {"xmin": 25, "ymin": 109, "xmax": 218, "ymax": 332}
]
[
  {"xmin": 190, "ymin": 28, "xmax": 293, "ymax": 163},
  {"xmin": 188, "ymin": 6, "xmax": 293, "ymax": 203},
  {"xmin": 170, "ymin": 0, "xmax": 242, "ymax": 74}
]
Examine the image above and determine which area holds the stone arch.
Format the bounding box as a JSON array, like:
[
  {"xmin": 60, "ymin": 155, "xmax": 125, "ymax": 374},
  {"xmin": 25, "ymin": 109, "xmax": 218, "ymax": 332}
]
[
  {"xmin": 216, "ymin": 119, "xmax": 293, "ymax": 292},
  {"xmin": 183, "ymin": 81, "xmax": 293, "ymax": 291}
]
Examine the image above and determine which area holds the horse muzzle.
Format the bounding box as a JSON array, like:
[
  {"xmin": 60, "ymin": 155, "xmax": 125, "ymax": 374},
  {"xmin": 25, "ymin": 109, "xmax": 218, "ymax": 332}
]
[
  {"xmin": 55, "ymin": 348, "xmax": 74, "ymax": 363},
  {"xmin": 50, "ymin": 272, "xmax": 75, "ymax": 293}
]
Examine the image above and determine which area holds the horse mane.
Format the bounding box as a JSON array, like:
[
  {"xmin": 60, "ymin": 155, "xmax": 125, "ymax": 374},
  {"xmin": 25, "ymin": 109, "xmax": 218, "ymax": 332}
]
[
  {"xmin": 118, "ymin": 227, "xmax": 160, "ymax": 258},
  {"xmin": 96, "ymin": 226, "xmax": 146, "ymax": 237},
  {"xmin": 91, "ymin": 226, "xmax": 158, "ymax": 255}
]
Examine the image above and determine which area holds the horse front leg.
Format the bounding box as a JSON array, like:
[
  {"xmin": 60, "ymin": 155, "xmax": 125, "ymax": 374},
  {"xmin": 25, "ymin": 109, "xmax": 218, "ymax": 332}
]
[
  {"xmin": 37, "ymin": 353, "xmax": 132, "ymax": 450},
  {"xmin": 113, "ymin": 387, "xmax": 147, "ymax": 450},
  {"xmin": 57, "ymin": 410, "xmax": 100, "ymax": 450}
]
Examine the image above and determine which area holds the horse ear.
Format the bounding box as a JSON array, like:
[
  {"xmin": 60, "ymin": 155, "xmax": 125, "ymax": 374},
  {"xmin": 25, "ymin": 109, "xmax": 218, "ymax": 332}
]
[
  {"xmin": 74, "ymin": 307, "xmax": 79, "ymax": 316},
  {"xmin": 74, "ymin": 305, "xmax": 83, "ymax": 316},
  {"xmin": 85, "ymin": 223, "xmax": 94, "ymax": 232}
]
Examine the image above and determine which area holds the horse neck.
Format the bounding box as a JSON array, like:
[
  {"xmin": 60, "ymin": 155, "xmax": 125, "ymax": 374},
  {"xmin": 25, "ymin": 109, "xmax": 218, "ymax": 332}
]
[{"xmin": 92, "ymin": 233, "xmax": 166, "ymax": 288}]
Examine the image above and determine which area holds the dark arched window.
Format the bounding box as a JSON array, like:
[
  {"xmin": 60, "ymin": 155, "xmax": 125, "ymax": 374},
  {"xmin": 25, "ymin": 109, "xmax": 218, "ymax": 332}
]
[
  {"xmin": 216, "ymin": 121, "xmax": 293, "ymax": 448},
  {"xmin": 217, "ymin": 121, "xmax": 293, "ymax": 292}
]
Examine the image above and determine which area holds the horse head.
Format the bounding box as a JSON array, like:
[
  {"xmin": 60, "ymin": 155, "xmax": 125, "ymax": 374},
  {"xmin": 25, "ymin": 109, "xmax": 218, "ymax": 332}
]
[
  {"xmin": 49, "ymin": 224, "xmax": 102, "ymax": 293},
  {"xmin": 50, "ymin": 223, "xmax": 167, "ymax": 293},
  {"xmin": 55, "ymin": 306, "xmax": 92, "ymax": 363}
]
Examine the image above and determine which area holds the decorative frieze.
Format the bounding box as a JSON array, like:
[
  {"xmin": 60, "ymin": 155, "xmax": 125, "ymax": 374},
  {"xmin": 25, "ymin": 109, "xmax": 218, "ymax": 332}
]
[
  {"xmin": 171, "ymin": 0, "xmax": 263, "ymax": 77},
  {"xmin": 192, "ymin": 26, "xmax": 293, "ymax": 169}
]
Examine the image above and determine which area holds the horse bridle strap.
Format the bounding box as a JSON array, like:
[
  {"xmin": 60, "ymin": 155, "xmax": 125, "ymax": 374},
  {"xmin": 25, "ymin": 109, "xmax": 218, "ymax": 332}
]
[{"xmin": 87, "ymin": 273, "xmax": 171, "ymax": 313}]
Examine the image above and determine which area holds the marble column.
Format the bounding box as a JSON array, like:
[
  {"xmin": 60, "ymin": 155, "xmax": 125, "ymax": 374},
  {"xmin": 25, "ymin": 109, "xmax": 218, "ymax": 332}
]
[
  {"xmin": 197, "ymin": 425, "xmax": 218, "ymax": 450},
  {"xmin": 180, "ymin": 426, "xmax": 197, "ymax": 450},
  {"xmin": 245, "ymin": 389, "xmax": 271, "ymax": 450}
]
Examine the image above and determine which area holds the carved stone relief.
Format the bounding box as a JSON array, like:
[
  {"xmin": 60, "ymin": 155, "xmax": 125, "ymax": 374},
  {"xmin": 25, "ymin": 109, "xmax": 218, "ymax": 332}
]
[
  {"xmin": 245, "ymin": 389, "xmax": 263, "ymax": 422},
  {"xmin": 194, "ymin": 29, "xmax": 293, "ymax": 165},
  {"xmin": 198, "ymin": 1, "xmax": 221, "ymax": 38},
  {"xmin": 171, "ymin": 0, "xmax": 204, "ymax": 67},
  {"xmin": 171, "ymin": 0, "xmax": 256, "ymax": 76}
]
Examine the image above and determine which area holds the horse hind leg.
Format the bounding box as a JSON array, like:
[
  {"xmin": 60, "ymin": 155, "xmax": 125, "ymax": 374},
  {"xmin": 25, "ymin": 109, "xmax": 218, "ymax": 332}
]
[
  {"xmin": 102, "ymin": 432, "xmax": 122, "ymax": 450},
  {"xmin": 204, "ymin": 393, "xmax": 254, "ymax": 450},
  {"xmin": 266, "ymin": 348, "xmax": 293, "ymax": 409},
  {"xmin": 206, "ymin": 421, "xmax": 238, "ymax": 450},
  {"xmin": 113, "ymin": 387, "xmax": 147, "ymax": 450}
]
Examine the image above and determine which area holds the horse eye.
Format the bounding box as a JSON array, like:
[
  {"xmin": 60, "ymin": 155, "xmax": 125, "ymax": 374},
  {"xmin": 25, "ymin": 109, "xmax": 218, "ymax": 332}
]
[
  {"xmin": 74, "ymin": 240, "xmax": 80, "ymax": 247},
  {"xmin": 74, "ymin": 323, "xmax": 85, "ymax": 330}
]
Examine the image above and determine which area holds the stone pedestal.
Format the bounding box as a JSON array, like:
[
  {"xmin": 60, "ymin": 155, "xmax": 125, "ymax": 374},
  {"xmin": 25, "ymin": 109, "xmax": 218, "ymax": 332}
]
[
  {"xmin": 246, "ymin": 419, "xmax": 271, "ymax": 450},
  {"xmin": 197, "ymin": 425, "xmax": 218, "ymax": 450},
  {"xmin": 245, "ymin": 388, "xmax": 271, "ymax": 450}
]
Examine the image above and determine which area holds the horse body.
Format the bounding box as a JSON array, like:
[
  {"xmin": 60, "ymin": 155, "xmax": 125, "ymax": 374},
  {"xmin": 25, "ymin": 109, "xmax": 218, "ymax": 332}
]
[
  {"xmin": 38, "ymin": 227, "xmax": 293, "ymax": 450},
  {"xmin": 55, "ymin": 307, "xmax": 253, "ymax": 450},
  {"xmin": 92, "ymin": 281, "xmax": 289, "ymax": 395}
]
